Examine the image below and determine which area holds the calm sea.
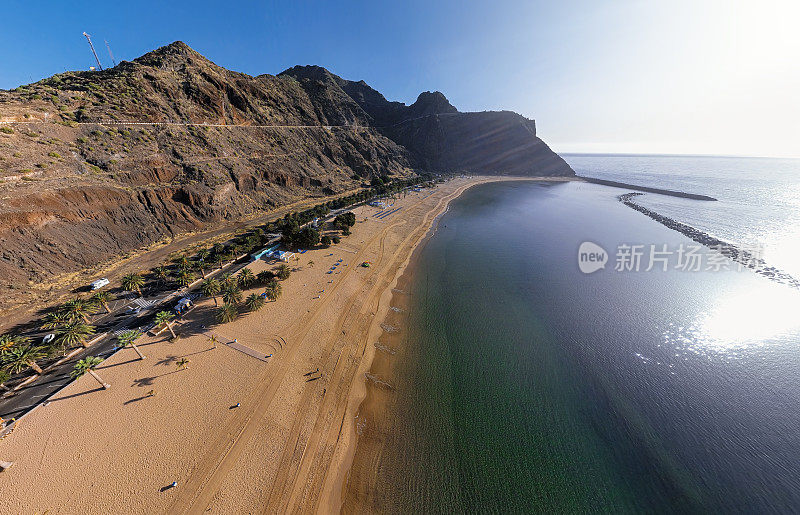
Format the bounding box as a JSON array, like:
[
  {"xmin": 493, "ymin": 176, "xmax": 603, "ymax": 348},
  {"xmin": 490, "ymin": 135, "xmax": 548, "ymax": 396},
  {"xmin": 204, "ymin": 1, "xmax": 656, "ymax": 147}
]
[
  {"xmin": 565, "ymin": 154, "xmax": 800, "ymax": 277},
  {"xmin": 359, "ymin": 158, "xmax": 800, "ymax": 512}
]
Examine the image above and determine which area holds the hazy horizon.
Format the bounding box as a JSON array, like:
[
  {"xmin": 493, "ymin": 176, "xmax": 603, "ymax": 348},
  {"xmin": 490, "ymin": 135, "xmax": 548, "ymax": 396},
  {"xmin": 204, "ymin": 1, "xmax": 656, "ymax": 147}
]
[{"xmin": 2, "ymin": 0, "xmax": 797, "ymax": 158}]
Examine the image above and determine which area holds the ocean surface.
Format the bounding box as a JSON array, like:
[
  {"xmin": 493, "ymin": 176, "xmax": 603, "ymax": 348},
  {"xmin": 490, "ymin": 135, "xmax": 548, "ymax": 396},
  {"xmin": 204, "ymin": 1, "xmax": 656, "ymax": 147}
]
[
  {"xmin": 359, "ymin": 158, "xmax": 800, "ymax": 512},
  {"xmin": 565, "ymin": 154, "xmax": 800, "ymax": 277}
]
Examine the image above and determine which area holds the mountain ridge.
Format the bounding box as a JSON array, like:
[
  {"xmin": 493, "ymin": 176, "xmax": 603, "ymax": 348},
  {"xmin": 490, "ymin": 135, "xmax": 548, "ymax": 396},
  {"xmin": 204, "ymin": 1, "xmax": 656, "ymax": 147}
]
[{"xmin": 0, "ymin": 41, "xmax": 572, "ymax": 311}]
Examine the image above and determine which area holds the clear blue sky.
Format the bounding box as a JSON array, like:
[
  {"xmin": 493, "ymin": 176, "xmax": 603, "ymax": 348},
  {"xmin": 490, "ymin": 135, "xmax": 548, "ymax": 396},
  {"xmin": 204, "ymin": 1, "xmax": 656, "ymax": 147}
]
[{"xmin": 1, "ymin": 0, "xmax": 798, "ymax": 157}]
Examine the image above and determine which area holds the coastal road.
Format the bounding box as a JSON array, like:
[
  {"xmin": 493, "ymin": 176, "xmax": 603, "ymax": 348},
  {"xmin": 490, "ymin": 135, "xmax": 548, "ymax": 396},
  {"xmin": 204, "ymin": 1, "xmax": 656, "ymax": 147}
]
[
  {"xmin": 0, "ymin": 252, "xmax": 261, "ymax": 421},
  {"xmin": 0, "ymin": 201, "xmax": 377, "ymax": 422}
]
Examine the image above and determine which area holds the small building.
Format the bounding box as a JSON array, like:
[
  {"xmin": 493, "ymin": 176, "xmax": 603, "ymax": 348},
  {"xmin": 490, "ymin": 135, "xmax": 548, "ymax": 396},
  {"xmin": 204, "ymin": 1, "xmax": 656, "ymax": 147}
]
[
  {"xmin": 275, "ymin": 250, "xmax": 294, "ymax": 262},
  {"xmin": 251, "ymin": 244, "xmax": 280, "ymax": 262},
  {"xmin": 90, "ymin": 278, "xmax": 110, "ymax": 290}
]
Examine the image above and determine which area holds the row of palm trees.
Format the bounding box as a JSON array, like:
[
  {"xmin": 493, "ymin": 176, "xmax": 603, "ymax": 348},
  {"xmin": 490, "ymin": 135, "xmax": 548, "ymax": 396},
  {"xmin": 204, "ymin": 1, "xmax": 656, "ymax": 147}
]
[
  {"xmin": 199, "ymin": 266, "xmax": 284, "ymax": 325},
  {"xmin": 0, "ymin": 290, "xmax": 113, "ymax": 388}
]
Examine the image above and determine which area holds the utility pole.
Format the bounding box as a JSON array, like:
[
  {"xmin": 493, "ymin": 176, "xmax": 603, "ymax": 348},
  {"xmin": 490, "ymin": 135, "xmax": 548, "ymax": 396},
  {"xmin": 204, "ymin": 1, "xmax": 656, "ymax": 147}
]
[
  {"xmin": 82, "ymin": 32, "xmax": 103, "ymax": 71},
  {"xmin": 105, "ymin": 40, "xmax": 116, "ymax": 67}
]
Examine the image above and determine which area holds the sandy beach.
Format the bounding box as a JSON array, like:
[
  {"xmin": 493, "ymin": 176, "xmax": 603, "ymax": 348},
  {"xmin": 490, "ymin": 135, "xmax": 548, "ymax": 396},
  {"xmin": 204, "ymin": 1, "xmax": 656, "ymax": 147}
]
[{"xmin": 0, "ymin": 175, "xmax": 541, "ymax": 513}]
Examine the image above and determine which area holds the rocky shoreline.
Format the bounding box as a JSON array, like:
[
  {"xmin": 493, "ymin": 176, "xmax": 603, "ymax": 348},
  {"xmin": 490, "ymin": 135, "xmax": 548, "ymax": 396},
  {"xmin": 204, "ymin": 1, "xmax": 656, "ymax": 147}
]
[
  {"xmin": 618, "ymin": 192, "xmax": 800, "ymax": 290},
  {"xmin": 584, "ymin": 177, "xmax": 717, "ymax": 200}
]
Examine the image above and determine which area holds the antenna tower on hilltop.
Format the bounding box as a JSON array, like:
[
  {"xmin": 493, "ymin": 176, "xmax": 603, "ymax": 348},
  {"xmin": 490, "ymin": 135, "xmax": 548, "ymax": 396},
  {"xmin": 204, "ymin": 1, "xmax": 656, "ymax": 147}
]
[{"xmin": 82, "ymin": 32, "xmax": 103, "ymax": 71}]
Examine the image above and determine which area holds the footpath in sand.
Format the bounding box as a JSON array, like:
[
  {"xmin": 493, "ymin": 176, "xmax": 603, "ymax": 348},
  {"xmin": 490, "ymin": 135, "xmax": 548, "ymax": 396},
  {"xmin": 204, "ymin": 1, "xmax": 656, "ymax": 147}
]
[{"xmin": 0, "ymin": 176, "xmax": 505, "ymax": 513}]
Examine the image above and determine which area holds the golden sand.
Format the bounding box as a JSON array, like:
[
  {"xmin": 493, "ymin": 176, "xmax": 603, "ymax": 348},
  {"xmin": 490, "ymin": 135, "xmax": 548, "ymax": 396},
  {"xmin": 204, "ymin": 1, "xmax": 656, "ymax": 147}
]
[{"xmin": 0, "ymin": 176, "xmax": 569, "ymax": 513}]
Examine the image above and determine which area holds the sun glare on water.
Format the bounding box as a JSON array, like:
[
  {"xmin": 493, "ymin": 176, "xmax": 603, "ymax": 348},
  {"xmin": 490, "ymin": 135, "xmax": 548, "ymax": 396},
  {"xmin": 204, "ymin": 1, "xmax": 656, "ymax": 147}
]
[
  {"xmin": 658, "ymin": 284, "xmax": 800, "ymax": 362},
  {"xmin": 698, "ymin": 287, "xmax": 800, "ymax": 348}
]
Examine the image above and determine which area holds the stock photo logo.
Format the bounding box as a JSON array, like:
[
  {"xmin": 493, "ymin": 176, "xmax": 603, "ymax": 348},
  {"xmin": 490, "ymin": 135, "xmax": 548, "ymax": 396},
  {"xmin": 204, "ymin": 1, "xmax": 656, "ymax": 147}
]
[{"xmin": 578, "ymin": 242, "xmax": 608, "ymax": 274}]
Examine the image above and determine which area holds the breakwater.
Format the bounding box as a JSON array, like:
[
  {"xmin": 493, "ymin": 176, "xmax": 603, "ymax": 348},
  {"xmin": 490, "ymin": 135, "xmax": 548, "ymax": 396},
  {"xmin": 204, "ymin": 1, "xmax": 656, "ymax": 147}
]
[
  {"xmin": 582, "ymin": 176, "xmax": 718, "ymax": 201},
  {"xmin": 619, "ymin": 192, "xmax": 800, "ymax": 289}
]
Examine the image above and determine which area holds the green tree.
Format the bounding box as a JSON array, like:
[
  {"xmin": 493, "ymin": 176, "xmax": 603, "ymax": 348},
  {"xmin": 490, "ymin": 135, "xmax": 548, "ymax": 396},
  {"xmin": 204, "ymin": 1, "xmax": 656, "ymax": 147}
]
[
  {"xmin": 222, "ymin": 282, "xmax": 243, "ymax": 305},
  {"xmin": 176, "ymin": 357, "xmax": 190, "ymax": 370},
  {"xmin": 0, "ymin": 334, "xmax": 28, "ymax": 353},
  {"xmin": 238, "ymin": 267, "xmax": 255, "ymax": 289},
  {"xmin": 321, "ymin": 235, "xmax": 332, "ymax": 247},
  {"xmin": 2, "ymin": 345, "xmax": 47, "ymax": 375},
  {"xmin": 276, "ymin": 264, "xmax": 291, "ymax": 280},
  {"xmin": 154, "ymin": 311, "xmax": 176, "ymax": 339},
  {"xmin": 176, "ymin": 268, "xmax": 196, "ymax": 287},
  {"xmin": 90, "ymin": 291, "xmax": 112, "ymax": 314},
  {"xmin": 152, "ymin": 266, "xmax": 170, "ymax": 285},
  {"xmin": 0, "ymin": 370, "xmax": 11, "ymax": 391},
  {"xmin": 245, "ymin": 293, "xmax": 265, "ymax": 312},
  {"xmin": 201, "ymin": 278, "xmax": 222, "ymax": 306},
  {"xmin": 175, "ymin": 254, "xmax": 191, "ymax": 270},
  {"xmin": 264, "ymin": 281, "xmax": 282, "ymax": 302},
  {"xmin": 121, "ymin": 273, "xmax": 145, "ymax": 296},
  {"xmin": 196, "ymin": 249, "xmax": 210, "ymax": 278},
  {"xmin": 216, "ymin": 303, "xmax": 239, "ymax": 324},
  {"xmin": 55, "ymin": 320, "xmax": 96, "ymax": 349},
  {"xmin": 71, "ymin": 356, "xmax": 110, "ymax": 389},
  {"xmin": 61, "ymin": 298, "xmax": 95, "ymax": 323},
  {"xmin": 117, "ymin": 330, "xmax": 145, "ymax": 360},
  {"xmin": 256, "ymin": 270, "xmax": 274, "ymax": 284},
  {"xmin": 41, "ymin": 311, "xmax": 70, "ymax": 330},
  {"xmin": 333, "ymin": 212, "xmax": 356, "ymax": 230}
]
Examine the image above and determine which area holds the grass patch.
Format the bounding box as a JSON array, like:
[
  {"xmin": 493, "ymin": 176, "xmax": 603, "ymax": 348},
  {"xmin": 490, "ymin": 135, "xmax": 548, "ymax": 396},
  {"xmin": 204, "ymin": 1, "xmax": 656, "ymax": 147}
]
[{"xmin": 0, "ymin": 127, "xmax": 14, "ymax": 134}]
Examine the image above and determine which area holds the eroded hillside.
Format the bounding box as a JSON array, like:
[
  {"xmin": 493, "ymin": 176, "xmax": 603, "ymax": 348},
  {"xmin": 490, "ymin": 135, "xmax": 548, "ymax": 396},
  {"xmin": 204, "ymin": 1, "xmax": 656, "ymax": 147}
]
[{"xmin": 0, "ymin": 41, "xmax": 572, "ymax": 313}]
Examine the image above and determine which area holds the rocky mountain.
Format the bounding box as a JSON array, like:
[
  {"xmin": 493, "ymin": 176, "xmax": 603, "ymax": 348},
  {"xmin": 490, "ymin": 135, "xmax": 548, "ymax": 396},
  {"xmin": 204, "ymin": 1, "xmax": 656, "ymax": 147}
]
[
  {"xmin": 0, "ymin": 41, "xmax": 572, "ymax": 302},
  {"xmin": 281, "ymin": 65, "xmax": 572, "ymax": 176}
]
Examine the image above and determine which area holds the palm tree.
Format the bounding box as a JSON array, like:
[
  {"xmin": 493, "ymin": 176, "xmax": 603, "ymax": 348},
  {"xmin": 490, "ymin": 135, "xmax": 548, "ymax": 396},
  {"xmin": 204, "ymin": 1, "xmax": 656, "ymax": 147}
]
[
  {"xmin": 264, "ymin": 280, "xmax": 282, "ymax": 302},
  {"xmin": 176, "ymin": 268, "xmax": 196, "ymax": 288},
  {"xmin": 0, "ymin": 370, "xmax": 11, "ymax": 391},
  {"xmin": 307, "ymin": 260, "xmax": 315, "ymax": 268},
  {"xmin": 116, "ymin": 330, "xmax": 145, "ymax": 360},
  {"xmin": 175, "ymin": 254, "xmax": 191, "ymax": 270},
  {"xmin": 216, "ymin": 303, "xmax": 239, "ymax": 324},
  {"xmin": 91, "ymin": 291, "xmax": 112, "ymax": 314},
  {"xmin": 245, "ymin": 293, "xmax": 265, "ymax": 312},
  {"xmin": 41, "ymin": 311, "xmax": 70, "ymax": 330},
  {"xmin": 71, "ymin": 356, "xmax": 109, "ymax": 389},
  {"xmin": 0, "ymin": 334, "xmax": 28, "ymax": 353},
  {"xmin": 121, "ymin": 273, "xmax": 145, "ymax": 296},
  {"xmin": 276, "ymin": 264, "xmax": 291, "ymax": 280},
  {"xmin": 154, "ymin": 311, "xmax": 176, "ymax": 339},
  {"xmin": 1, "ymin": 345, "xmax": 47, "ymax": 375},
  {"xmin": 238, "ymin": 267, "xmax": 255, "ymax": 289},
  {"xmin": 55, "ymin": 320, "xmax": 96, "ymax": 349},
  {"xmin": 256, "ymin": 270, "xmax": 274, "ymax": 285},
  {"xmin": 208, "ymin": 334, "xmax": 220, "ymax": 349},
  {"xmin": 221, "ymin": 283, "xmax": 243, "ymax": 305},
  {"xmin": 212, "ymin": 242, "xmax": 225, "ymax": 258},
  {"xmin": 200, "ymin": 278, "xmax": 221, "ymax": 306},
  {"xmin": 209, "ymin": 254, "xmax": 224, "ymax": 271},
  {"xmin": 176, "ymin": 357, "xmax": 190, "ymax": 370},
  {"xmin": 219, "ymin": 272, "xmax": 234, "ymax": 285},
  {"xmin": 61, "ymin": 298, "xmax": 95, "ymax": 323},
  {"xmin": 196, "ymin": 249, "xmax": 210, "ymax": 278},
  {"xmin": 152, "ymin": 266, "xmax": 170, "ymax": 285}
]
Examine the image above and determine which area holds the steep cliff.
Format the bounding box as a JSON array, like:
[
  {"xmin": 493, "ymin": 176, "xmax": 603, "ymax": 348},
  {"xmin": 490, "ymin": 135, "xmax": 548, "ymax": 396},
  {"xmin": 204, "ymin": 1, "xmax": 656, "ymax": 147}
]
[{"xmin": 282, "ymin": 66, "xmax": 573, "ymax": 176}]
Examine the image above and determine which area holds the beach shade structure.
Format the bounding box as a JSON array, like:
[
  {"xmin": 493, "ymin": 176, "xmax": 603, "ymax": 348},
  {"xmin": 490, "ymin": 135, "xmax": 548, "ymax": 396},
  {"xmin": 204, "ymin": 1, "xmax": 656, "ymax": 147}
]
[{"xmin": 0, "ymin": 461, "xmax": 13, "ymax": 472}]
